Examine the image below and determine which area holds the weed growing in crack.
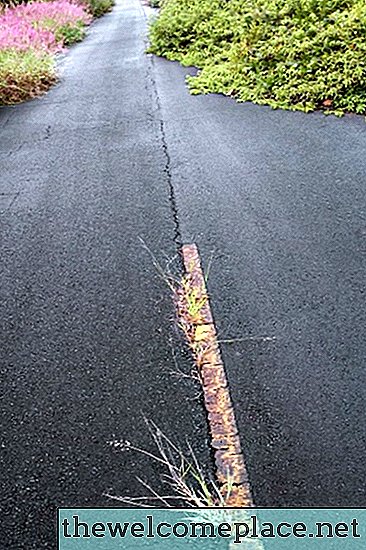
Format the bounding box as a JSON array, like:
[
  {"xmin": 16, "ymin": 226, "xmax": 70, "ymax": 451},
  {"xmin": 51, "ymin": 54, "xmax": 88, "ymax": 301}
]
[
  {"xmin": 139, "ymin": 238, "xmax": 215, "ymax": 372},
  {"xmin": 175, "ymin": 274, "xmax": 217, "ymax": 371},
  {"xmin": 139, "ymin": 239, "xmax": 276, "ymax": 372},
  {"xmin": 107, "ymin": 420, "xmax": 265, "ymax": 550},
  {"xmin": 106, "ymin": 419, "xmax": 234, "ymax": 508}
]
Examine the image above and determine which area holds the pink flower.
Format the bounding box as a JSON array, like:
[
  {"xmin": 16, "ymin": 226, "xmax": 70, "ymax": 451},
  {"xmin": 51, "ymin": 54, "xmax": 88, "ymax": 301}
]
[{"xmin": 0, "ymin": 1, "xmax": 91, "ymax": 54}]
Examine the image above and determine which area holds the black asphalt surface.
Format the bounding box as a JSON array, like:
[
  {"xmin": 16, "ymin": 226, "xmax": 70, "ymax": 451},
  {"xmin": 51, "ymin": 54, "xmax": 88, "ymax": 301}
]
[
  {"xmin": 0, "ymin": 1, "xmax": 210, "ymax": 548},
  {"xmin": 1, "ymin": 0, "xmax": 366, "ymax": 546},
  {"xmin": 153, "ymin": 51, "xmax": 366, "ymax": 504}
]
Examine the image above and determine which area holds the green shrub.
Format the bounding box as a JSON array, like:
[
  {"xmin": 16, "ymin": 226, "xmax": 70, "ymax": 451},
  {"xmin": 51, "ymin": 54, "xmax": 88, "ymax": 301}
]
[
  {"xmin": 0, "ymin": 49, "xmax": 56, "ymax": 104},
  {"xmin": 85, "ymin": 0, "xmax": 114, "ymax": 18},
  {"xmin": 149, "ymin": 0, "xmax": 366, "ymax": 115},
  {"xmin": 55, "ymin": 21, "xmax": 86, "ymax": 44}
]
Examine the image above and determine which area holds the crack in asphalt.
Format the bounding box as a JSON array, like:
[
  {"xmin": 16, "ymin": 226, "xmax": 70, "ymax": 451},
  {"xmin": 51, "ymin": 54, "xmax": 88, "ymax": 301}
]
[
  {"xmin": 148, "ymin": 56, "xmax": 183, "ymax": 253},
  {"xmin": 43, "ymin": 125, "xmax": 52, "ymax": 140},
  {"xmin": 139, "ymin": 2, "xmax": 183, "ymax": 255}
]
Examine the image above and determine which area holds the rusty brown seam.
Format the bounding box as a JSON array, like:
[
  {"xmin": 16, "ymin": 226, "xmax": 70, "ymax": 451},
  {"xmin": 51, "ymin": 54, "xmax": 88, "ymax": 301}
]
[{"xmin": 181, "ymin": 243, "xmax": 254, "ymax": 508}]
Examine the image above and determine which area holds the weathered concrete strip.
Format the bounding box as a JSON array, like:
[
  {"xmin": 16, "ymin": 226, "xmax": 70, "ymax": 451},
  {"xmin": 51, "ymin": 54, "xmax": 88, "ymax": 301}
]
[{"xmin": 182, "ymin": 243, "xmax": 253, "ymax": 508}]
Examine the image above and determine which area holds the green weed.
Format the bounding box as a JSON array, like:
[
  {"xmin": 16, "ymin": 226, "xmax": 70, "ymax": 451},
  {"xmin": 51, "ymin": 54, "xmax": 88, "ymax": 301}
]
[{"xmin": 107, "ymin": 419, "xmax": 233, "ymax": 507}]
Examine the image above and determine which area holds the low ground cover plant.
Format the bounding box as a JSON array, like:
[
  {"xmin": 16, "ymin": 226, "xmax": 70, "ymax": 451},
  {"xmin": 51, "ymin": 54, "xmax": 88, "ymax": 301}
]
[
  {"xmin": 0, "ymin": 48, "xmax": 56, "ymax": 104},
  {"xmin": 149, "ymin": 0, "xmax": 366, "ymax": 115},
  {"xmin": 0, "ymin": 0, "xmax": 112, "ymax": 105},
  {"xmin": 84, "ymin": 0, "xmax": 114, "ymax": 18}
]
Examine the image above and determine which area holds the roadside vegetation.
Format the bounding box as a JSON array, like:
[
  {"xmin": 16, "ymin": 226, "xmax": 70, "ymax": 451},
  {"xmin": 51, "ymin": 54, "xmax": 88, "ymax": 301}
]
[
  {"xmin": 149, "ymin": 0, "xmax": 366, "ymax": 115},
  {"xmin": 85, "ymin": 0, "xmax": 114, "ymax": 18},
  {"xmin": 0, "ymin": 0, "xmax": 114, "ymax": 105}
]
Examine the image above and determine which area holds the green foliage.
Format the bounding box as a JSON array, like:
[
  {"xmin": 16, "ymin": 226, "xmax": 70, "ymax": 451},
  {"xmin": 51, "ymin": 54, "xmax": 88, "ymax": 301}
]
[
  {"xmin": 86, "ymin": 0, "xmax": 114, "ymax": 18},
  {"xmin": 55, "ymin": 21, "xmax": 86, "ymax": 44},
  {"xmin": 0, "ymin": 49, "xmax": 55, "ymax": 104},
  {"xmin": 149, "ymin": 0, "xmax": 366, "ymax": 115},
  {"xmin": 149, "ymin": 0, "xmax": 161, "ymax": 7}
]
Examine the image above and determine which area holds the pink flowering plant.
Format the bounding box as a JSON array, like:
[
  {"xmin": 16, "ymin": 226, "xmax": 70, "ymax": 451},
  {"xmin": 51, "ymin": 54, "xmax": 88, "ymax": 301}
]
[
  {"xmin": 0, "ymin": 14, "xmax": 58, "ymax": 53},
  {"xmin": 16, "ymin": 1, "xmax": 92, "ymax": 45},
  {"xmin": 0, "ymin": 1, "xmax": 91, "ymax": 51},
  {"xmin": 0, "ymin": 0, "xmax": 93, "ymax": 104}
]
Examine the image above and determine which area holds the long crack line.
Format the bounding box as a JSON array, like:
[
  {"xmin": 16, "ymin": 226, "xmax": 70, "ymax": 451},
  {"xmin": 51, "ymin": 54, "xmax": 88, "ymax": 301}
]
[{"xmin": 143, "ymin": 41, "xmax": 183, "ymax": 252}]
